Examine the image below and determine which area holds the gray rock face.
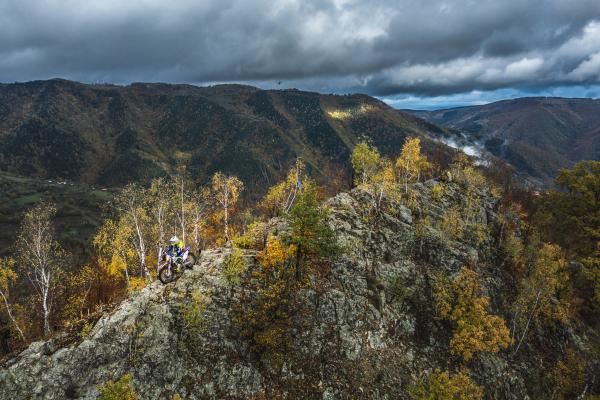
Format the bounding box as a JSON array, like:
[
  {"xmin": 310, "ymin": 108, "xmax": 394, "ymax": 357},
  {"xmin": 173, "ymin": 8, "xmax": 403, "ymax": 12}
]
[{"xmin": 0, "ymin": 181, "xmax": 571, "ymax": 399}]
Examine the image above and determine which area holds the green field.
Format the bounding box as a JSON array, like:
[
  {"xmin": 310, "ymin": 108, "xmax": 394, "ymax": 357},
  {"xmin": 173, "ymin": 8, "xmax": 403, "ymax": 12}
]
[{"xmin": 0, "ymin": 171, "xmax": 114, "ymax": 258}]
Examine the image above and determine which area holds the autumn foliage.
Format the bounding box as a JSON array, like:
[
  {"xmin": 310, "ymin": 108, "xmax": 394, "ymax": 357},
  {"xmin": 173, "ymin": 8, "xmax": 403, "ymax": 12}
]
[
  {"xmin": 435, "ymin": 267, "xmax": 511, "ymax": 361},
  {"xmin": 409, "ymin": 368, "xmax": 484, "ymax": 400}
]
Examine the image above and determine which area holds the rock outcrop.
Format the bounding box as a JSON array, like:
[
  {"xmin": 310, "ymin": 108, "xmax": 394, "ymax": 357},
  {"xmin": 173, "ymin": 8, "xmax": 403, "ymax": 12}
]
[{"xmin": 0, "ymin": 181, "xmax": 594, "ymax": 399}]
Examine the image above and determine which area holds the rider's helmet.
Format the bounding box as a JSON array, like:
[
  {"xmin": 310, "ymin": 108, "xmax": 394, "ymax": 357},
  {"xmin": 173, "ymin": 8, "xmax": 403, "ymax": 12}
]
[{"xmin": 169, "ymin": 236, "xmax": 179, "ymax": 245}]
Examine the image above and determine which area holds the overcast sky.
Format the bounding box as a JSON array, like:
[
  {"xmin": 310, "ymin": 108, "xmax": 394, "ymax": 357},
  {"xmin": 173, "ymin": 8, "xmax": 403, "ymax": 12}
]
[{"xmin": 2, "ymin": 0, "xmax": 600, "ymax": 109}]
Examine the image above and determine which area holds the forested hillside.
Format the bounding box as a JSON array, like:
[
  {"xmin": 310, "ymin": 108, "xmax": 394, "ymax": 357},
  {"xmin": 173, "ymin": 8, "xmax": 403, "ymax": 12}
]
[{"xmin": 0, "ymin": 79, "xmax": 450, "ymax": 194}]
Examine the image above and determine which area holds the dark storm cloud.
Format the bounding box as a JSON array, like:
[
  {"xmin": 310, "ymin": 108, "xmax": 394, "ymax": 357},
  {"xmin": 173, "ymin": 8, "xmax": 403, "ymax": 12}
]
[{"xmin": 1, "ymin": 0, "xmax": 600, "ymax": 96}]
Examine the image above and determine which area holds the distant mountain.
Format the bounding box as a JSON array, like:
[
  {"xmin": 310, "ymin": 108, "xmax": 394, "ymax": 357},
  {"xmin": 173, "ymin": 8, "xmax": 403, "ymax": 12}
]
[
  {"xmin": 0, "ymin": 79, "xmax": 451, "ymax": 197},
  {"xmin": 407, "ymin": 97, "xmax": 600, "ymax": 186}
]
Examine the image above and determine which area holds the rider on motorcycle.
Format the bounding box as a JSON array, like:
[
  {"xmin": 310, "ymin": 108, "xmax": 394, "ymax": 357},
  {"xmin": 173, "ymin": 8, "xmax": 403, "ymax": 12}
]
[{"xmin": 166, "ymin": 236, "xmax": 185, "ymax": 260}]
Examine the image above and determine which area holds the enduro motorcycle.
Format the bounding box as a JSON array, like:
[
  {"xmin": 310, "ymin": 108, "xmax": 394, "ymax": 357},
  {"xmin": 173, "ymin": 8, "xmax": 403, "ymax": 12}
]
[{"xmin": 158, "ymin": 245, "xmax": 197, "ymax": 284}]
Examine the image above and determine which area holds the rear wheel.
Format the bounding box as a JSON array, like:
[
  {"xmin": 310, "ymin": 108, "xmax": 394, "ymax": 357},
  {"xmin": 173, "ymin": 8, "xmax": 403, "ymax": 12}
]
[{"xmin": 183, "ymin": 252, "xmax": 197, "ymax": 269}]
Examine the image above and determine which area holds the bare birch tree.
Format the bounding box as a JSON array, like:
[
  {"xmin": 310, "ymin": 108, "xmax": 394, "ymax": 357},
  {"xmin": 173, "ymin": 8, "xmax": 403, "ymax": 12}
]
[
  {"xmin": 211, "ymin": 172, "xmax": 244, "ymax": 242},
  {"xmin": 114, "ymin": 184, "xmax": 151, "ymax": 279},
  {"xmin": 149, "ymin": 178, "xmax": 174, "ymax": 274},
  {"xmin": 15, "ymin": 203, "xmax": 62, "ymax": 336}
]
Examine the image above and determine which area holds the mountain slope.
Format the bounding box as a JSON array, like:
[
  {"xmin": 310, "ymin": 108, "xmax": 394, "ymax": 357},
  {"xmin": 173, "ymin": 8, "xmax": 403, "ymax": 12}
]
[
  {"xmin": 0, "ymin": 79, "xmax": 451, "ymax": 196},
  {"xmin": 2, "ymin": 182, "xmax": 598, "ymax": 399},
  {"xmin": 408, "ymin": 97, "xmax": 600, "ymax": 185}
]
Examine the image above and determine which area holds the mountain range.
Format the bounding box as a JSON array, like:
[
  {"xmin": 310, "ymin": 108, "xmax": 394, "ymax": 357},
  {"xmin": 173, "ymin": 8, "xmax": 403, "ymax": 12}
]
[
  {"xmin": 407, "ymin": 97, "xmax": 600, "ymax": 185},
  {"xmin": 0, "ymin": 79, "xmax": 451, "ymax": 197},
  {"xmin": 2, "ymin": 80, "xmax": 599, "ymax": 192}
]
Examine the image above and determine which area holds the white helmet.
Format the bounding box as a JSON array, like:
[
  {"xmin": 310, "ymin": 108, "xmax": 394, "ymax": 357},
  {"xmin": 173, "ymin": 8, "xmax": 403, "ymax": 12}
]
[{"xmin": 169, "ymin": 236, "xmax": 179, "ymax": 244}]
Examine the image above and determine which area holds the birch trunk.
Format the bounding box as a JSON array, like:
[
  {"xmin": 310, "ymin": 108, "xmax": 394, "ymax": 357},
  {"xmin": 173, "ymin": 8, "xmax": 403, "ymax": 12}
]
[{"xmin": 0, "ymin": 289, "xmax": 25, "ymax": 341}]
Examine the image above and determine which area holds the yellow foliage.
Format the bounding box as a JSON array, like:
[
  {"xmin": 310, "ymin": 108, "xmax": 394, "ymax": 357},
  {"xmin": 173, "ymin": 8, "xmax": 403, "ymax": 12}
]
[
  {"xmin": 502, "ymin": 230, "xmax": 526, "ymax": 276},
  {"xmin": 60, "ymin": 265, "xmax": 96, "ymax": 324},
  {"xmin": 583, "ymin": 243, "xmax": 600, "ymax": 310},
  {"xmin": 260, "ymin": 181, "xmax": 288, "ymax": 215},
  {"xmin": 98, "ymin": 373, "xmax": 138, "ymax": 400},
  {"xmin": 415, "ymin": 217, "xmax": 432, "ymax": 239},
  {"xmin": 94, "ymin": 219, "xmax": 135, "ymax": 281},
  {"xmin": 326, "ymin": 104, "xmax": 373, "ymax": 120},
  {"xmin": 432, "ymin": 271, "xmax": 453, "ymax": 318},
  {"xmin": 373, "ymin": 158, "xmax": 401, "ymax": 205},
  {"xmin": 352, "ymin": 141, "xmax": 401, "ymax": 211},
  {"xmin": 396, "ymin": 137, "xmax": 432, "ymax": 191},
  {"xmin": 514, "ymin": 243, "xmax": 571, "ymax": 328},
  {"xmin": 234, "ymin": 221, "xmax": 268, "ymax": 249},
  {"xmin": 431, "ymin": 182, "xmax": 447, "ymax": 201},
  {"xmin": 403, "ymin": 188, "xmax": 420, "ymax": 210},
  {"xmin": 259, "ymin": 160, "xmax": 305, "ymax": 216},
  {"xmin": 440, "ymin": 206, "xmax": 464, "ymax": 240},
  {"xmin": 211, "ymin": 172, "xmax": 244, "ymax": 241},
  {"xmin": 0, "ymin": 257, "xmax": 17, "ymax": 295},
  {"xmin": 232, "ymin": 235, "xmax": 300, "ymax": 365},
  {"xmin": 490, "ymin": 185, "xmax": 503, "ymax": 198},
  {"xmin": 256, "ymin": 236, "xmax": 296, "ymax": 271},
  {"xmin": 127, "ymin": 277, "xmax": 149, "ymax": 293},
  {"xmin": 549, "ymin": 348, "xmax": 586, "ymax": 400},
  {"xmin": 435, "ymin": 267, "xmax": 511, "ymax": 361},
  {"xmin": 104, "ymin": 254, "xmax": 129, "ymax": 278},
  {"xmin": 79, "ymin": 321, "xmax": 93, "ymax": 340},
  {"xmin": 409, "ymin": 368, "xmax": 483, "ymax": 400},
  {"xmin": 471, "ymin": 222, "xmax": 490, "ymax": 245},
  {"xmin": 351, "ymin": 141, "xmax": 381, "ymax": 187},
  {"xmin": 0, "ymin": 257, "xmax": 26, "ymax": 342},
  {"xmin": 415, "ymin": 217, "xmax": 433, "ymax": 253}
]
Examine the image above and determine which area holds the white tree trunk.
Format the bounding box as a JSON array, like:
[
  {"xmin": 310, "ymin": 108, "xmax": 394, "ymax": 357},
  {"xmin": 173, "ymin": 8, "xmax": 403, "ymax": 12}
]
[
  {"xmin": 0, "ymin": 289, "xmax": 25, "ymax": 341},
  {"xmin": 180, "ymin": 176, "xmax": 186, "ymax": 243},
  {"xmin": 513, "ymin": 289, "xmax": 542, "ymax": 355},
  {"xmin": 42, "ymin": 277, "xmax": 50, "ymax": 336}
]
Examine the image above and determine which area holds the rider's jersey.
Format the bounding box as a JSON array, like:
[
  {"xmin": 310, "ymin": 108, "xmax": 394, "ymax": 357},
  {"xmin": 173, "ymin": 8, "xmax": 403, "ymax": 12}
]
[{"xmin": 166, "ymin": 240, "xmax": 185, "ymax": 257}]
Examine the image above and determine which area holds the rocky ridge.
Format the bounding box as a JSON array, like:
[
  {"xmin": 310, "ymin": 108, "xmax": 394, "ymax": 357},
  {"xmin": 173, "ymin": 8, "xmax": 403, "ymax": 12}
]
[{"xmin": 0, "ymin": 180, "xmax": 589, "ymax": 399}]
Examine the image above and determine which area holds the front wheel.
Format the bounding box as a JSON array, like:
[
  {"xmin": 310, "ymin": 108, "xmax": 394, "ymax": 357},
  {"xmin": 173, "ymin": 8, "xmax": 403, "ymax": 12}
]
[{"xmin": 158, "ymin": 263, "xmax": 176, "ymax": 284}]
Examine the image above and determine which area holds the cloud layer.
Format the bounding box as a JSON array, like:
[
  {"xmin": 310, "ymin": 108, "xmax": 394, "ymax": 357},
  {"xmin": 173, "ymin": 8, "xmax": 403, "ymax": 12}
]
[{"xmin": 1, "ymin": 0, "xmax": 600, "ymax": 98}]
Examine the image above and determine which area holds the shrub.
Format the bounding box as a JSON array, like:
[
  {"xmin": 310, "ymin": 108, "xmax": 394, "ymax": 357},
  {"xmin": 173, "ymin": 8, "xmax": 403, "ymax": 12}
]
[
  {"xmin": 127, "ymin": 277, "xmax": 149, "ymax": 294},
  {"xmin": 408, "ymin": 368, "xmax": 483, "ymax": 400},
  {"xmin": 79, "ymin": 321, "xmax": 92, "ymax": 340},
  {"xmin": 440, "ymin": 206, "xmax": 464, "ymax": 241},
  {"xmin": 221, "ymin": 248, "xmax": 248, "ymax": 286},
  {"xmin": 549, "ymin": 348, "xmax": 586, "ymax": 400},
  {"xmin": 182, "ymin": 290, "xmax": 209, "ymax": 336},
  {"xmin": 431, "ymin": 182, "xmax": 447, "ymax": 201},
  {"xmin": 233, "ymin": 221, "xmax": 268, "ymax": 249},
  {"xmin": 98, "ymin": 373, "xmax": 138, "ymax": 400},
  {"xmin": 389, "ymin": 275, "xmax": 409, "ymax": 304}
]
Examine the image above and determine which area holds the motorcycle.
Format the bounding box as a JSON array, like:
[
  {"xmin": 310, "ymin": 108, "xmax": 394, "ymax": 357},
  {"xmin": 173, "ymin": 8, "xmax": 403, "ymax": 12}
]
[{"xmin": 158, "ymin": 245, "xmax": 197, "ymax": 284}]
